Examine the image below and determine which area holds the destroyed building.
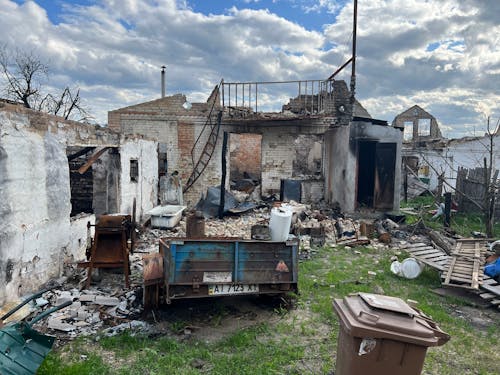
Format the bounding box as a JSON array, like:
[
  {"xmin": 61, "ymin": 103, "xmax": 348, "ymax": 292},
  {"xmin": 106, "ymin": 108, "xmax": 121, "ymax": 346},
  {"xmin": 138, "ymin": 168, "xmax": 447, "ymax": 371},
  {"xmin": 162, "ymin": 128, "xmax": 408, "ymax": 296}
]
[
  {"xmin": 0, "ymin": 101, "xmax": 158, "ymax": 305},
  {"xmin": 109, "ymin": 79, "xmax": 403, "ymax": 212},
  {"xmin": 396, "ymin": 105, "xmax": 499, "ymax": 215}
]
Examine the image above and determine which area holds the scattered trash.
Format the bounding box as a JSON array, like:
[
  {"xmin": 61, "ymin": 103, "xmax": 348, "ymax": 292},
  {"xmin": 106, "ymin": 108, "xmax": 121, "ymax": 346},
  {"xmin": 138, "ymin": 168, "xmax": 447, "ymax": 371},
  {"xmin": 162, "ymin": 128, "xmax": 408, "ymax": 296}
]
[
  {"xmin": 391, "ymin": 258, "xmax": 424, "ymax": 279},
  {"xmin": 484, "ymin": 258, "xmax": 500, "ymax": 278}
]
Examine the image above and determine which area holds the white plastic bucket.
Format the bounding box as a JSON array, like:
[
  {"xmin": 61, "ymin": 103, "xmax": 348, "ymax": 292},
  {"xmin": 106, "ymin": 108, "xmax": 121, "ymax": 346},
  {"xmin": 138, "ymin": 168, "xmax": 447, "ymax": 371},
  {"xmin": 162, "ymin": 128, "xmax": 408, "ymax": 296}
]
[
  {"xmin": 401, "ymin": 258, "xmax": 424, "ymax": 279},
  {"xmin": 269, "ymin": 206, "xmax": 293, "ymax": 242},
  {"xmin": 390, "ymin": 258, "xmax": 424, "ymax": 279}
]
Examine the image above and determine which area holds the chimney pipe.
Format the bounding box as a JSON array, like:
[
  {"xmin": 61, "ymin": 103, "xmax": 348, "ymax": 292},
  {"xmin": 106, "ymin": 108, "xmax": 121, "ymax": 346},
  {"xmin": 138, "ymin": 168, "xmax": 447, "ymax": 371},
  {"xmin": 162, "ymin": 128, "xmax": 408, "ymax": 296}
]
[{"xmin": 161, "ymin": 65, "xmax": 166, "ymax": 98}]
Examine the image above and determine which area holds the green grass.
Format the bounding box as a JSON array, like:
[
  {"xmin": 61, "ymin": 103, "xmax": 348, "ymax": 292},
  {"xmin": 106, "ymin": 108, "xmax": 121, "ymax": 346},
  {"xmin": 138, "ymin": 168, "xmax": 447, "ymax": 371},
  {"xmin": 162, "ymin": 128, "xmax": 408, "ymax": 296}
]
[
  {"xmin": 402, "ymin": 195, "xmax": 499, "ymax": 237},
  {"xmin": 39, "ymin": 244, "xmax": 500, "ymax": 375}
]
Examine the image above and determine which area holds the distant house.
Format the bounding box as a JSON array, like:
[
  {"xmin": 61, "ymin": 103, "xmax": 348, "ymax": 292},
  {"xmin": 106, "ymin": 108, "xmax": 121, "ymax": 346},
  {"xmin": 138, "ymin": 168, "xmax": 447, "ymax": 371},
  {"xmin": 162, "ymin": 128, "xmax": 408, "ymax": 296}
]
[{"xmin": 395, "ymin": 105, "xmax": 499, "ymax": 214}]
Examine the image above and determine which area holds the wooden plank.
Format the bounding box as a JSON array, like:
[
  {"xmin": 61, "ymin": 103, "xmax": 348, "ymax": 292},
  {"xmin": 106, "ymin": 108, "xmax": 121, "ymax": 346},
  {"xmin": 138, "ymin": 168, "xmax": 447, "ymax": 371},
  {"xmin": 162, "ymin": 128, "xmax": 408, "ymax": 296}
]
[
  {"xmin": 443, "ymin": 256, "xmax": 457, "ymax": 284},
  {"xmin": 443, "ymin": 264, "xmax": 474, "ymax": 272},
  {"xmin": 479, "ymin": 292, "xmax": 497, "ymax": 299},
  {"xmin": 480, "ymin": 283, "xmax": 500, "ymax": 296},
  {"xmin": 429, "ymin": 254, "xmax": 450, "ymax": 261},
  {"xmin": 401, "ymin": 243, "xmax": 429, "ymax": 249},
  {"xmin": 411, "ymin": 249, "xmax": 441, "ymax": 256},
  {"xmin": 419, "ymin": 252, "xmax": 448, "ymax": 260}
]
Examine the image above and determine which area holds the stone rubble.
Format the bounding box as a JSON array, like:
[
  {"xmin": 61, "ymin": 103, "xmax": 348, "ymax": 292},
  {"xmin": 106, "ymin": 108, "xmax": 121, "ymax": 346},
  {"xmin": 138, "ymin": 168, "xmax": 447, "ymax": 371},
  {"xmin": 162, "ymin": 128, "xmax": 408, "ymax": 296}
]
[{"xmin": 30, "ymin": 201, "xmax": 420, "ymax": 339}]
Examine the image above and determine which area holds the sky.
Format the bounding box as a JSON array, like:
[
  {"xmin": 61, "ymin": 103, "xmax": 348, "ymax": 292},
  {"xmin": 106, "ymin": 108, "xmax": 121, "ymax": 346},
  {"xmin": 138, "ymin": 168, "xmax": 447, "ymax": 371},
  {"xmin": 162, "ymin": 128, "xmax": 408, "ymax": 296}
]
[{"xmin": 1, "ymin": 0, "xmax": 499, "ymax": 138}]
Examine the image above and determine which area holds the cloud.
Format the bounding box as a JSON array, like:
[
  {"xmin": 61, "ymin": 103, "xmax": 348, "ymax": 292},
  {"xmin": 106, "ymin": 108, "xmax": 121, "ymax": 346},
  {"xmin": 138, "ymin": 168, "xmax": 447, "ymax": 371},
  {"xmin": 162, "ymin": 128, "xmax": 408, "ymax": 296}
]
[{"xmin": 0, "ymin": 0, "xmax": 497, "ymax": 138}]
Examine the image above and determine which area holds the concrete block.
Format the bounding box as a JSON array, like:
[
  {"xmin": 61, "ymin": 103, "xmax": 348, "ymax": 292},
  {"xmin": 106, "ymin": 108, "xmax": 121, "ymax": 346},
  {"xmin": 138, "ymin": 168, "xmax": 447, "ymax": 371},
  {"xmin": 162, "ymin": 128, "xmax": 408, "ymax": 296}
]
[
  {"xmin": 48, "ymin": 318, "xmax": 76, "ymax": 332},
  {"xmin": 94, "ymin": 296, "xmax": 120, "ymax": 306},
  {"xmin": 79, "ymin": 294, "xmax": 96, "ymax": 303}
]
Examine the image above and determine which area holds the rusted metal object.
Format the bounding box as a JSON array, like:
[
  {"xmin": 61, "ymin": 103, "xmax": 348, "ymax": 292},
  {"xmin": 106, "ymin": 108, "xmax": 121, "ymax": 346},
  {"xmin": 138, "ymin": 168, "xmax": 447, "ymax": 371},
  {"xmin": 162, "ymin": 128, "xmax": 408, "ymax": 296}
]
[
  {"xmin": 143, "ymin": 253, "xmax": 164, "ymax": 309},
  {"xmin": 186, "ymin": 211, "xmax": 205, "ymax": 238},
  {"xmin": 78, "ymin": 214, "xmax": 134, "ymax": 288},
  {"xmin": 251, "ymin": 224, "xmax": 271, "ymax": 240},
  {"xmin": 159, "ymin": 237, "xmax": 298, "ymax": 304}
]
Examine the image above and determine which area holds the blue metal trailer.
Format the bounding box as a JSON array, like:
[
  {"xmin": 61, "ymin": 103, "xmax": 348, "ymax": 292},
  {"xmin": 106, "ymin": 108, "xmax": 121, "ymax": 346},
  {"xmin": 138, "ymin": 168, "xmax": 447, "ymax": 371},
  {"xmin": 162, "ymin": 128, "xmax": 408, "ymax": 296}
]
[{"xmin": 159, "ymin": 237, "xmax": 298, "ymax": 303}]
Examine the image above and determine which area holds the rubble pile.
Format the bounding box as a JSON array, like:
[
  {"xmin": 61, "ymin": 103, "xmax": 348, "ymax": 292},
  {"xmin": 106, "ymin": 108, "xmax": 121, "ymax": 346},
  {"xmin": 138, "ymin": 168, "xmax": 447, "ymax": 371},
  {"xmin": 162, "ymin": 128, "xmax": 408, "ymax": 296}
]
[{"xmin": 31, "ymin": 285, "xmax": 144, "ymax": 337}]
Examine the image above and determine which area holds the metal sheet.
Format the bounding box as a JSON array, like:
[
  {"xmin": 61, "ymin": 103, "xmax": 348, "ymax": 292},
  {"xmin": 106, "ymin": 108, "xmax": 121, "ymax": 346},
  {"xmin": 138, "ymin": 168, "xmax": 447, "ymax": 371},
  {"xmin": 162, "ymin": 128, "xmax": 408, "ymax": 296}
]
[{"xmin": 161, "ymin": 238, "xmax": 298, "ymax": 301}]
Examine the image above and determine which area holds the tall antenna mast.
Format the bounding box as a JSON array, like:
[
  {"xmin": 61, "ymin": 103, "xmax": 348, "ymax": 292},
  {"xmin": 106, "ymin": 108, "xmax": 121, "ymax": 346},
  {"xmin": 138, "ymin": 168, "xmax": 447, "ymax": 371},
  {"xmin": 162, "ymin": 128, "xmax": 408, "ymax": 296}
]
[{"xmin": 350, "ymin": 0, "xmax": 357, "ymax": 113}]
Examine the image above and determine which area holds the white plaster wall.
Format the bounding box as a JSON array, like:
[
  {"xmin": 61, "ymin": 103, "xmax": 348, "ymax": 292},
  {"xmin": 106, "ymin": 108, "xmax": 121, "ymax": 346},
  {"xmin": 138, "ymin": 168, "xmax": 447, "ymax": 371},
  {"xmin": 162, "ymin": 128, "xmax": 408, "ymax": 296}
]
[
  {"xmin": 69, "ymin": 214, "xmax": 95, "ymax": 262},
  {"xmin": 404, "ymin": 135, "xmax": 499, "ymax": 192},
  {"xmin": 0, "ymin": 105, "xmax": 156, "ymax": 304},
  {"xmin": 119, "ymin": 138, "xmax": 158, "ymax": 221},
  {"xmin": 0, "ymin": 111, "xmax": 72, "ymax": 304}
]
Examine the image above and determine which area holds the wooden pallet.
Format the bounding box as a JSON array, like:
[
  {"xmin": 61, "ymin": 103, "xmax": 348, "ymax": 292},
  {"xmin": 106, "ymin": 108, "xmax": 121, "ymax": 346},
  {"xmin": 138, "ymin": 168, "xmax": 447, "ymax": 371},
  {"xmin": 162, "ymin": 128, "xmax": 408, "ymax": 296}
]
[
  {"xmin": 400, "ymin": 242, "xmax": 450, "ymax": 271},
  {"xmin": 478, "ymin": 276, "xmax": 500, "ymax": 310},
  {"xmin": 441, "ymin": 239, "xmax": 487, "ymax": 290}
]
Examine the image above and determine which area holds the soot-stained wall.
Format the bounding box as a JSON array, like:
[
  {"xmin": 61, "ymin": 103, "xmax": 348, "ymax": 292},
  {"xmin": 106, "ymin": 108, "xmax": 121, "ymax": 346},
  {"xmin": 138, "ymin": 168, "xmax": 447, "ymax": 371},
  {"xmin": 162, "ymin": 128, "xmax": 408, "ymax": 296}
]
[{"xmin": 0, "ymin": 102, "xmax": 157, "ymax": 305}]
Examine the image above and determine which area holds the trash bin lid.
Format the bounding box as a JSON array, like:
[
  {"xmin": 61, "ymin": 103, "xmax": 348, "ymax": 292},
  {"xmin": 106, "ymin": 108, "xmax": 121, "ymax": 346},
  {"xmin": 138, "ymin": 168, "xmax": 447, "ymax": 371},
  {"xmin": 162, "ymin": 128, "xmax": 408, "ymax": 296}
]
[
  {"xmin": 333, "ymin": 293, "xmax": 449, "ymax": 347},
  {"xmin": 358, "ymin": 293, "xmax": 416, "ymax": 316}
]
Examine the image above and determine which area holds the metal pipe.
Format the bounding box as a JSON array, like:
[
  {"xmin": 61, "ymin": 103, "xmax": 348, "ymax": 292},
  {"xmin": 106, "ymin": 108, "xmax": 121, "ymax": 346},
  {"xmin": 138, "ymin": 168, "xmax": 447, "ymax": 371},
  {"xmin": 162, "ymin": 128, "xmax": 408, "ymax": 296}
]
[
  {"xmin": 350, "ymin": 0, "xmax": 358, "ymax": 107},
  {"xmin": 255, "ymin": 83, "xmax": 258, "ymax": 112},
  {"xmin": 161, "ymin": 65, "xmax": 166, "ymax": 98},
  {"xmin": 327, "ymin": 57, "xmax": 353, "ymax": 81}
]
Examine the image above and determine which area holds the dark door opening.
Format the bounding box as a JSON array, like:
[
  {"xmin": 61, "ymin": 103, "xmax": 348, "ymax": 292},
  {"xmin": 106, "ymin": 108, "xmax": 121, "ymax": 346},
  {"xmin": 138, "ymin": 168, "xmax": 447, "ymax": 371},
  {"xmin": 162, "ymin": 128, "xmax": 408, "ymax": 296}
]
[
  {"xmin": 356, "ymin": 142, "xmax": 397, "ymax": 210},
  {"xmin": 373, "ymin": 143, "xmax": 396, "ymax": 209},
  {"xmin": 356, "ymin": 141, "xmax": 376, "ymax": 207},
  {"xmin": 67, "ymin": 146, "xmax": 95, "ymax": 216}
]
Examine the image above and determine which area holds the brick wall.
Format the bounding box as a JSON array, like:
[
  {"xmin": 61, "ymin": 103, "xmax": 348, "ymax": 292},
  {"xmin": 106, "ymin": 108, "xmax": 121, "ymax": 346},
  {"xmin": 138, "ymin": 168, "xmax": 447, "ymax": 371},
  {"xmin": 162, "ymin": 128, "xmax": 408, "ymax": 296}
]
[
  {"xmin": 261, "ymin": 131, "xmax": 295, "ymax": 196},
  {"xmin": 229, "ymin": 133, "xmax": 262, "ymax": 180}
]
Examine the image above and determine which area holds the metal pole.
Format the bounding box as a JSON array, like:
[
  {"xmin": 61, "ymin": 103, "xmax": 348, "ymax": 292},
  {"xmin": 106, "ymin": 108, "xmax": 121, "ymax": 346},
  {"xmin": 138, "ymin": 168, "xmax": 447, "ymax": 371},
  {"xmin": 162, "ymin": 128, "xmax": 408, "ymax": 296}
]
[
  {"xmin": 444, "ymin": 192, "xmax": 452, "ymax": 228},
  {"xmin": 350, "ymin": 0, "xmax": 357, "ymax": 111},
  {"xmin": 255, "ymin": 83, "xmax": 258, "ymax": 112},
  {"xmin": 161, "ymin": 66, "xmax": 166, "ymax": 98},
  {"xmin": 219, "ymin": 132, "xmax": 229, "ymax": 219}
]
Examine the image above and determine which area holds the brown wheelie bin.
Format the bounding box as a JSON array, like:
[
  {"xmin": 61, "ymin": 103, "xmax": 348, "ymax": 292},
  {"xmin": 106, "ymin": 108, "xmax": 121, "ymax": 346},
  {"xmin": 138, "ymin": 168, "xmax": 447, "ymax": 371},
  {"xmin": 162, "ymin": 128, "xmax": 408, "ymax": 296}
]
[{"xmin": 333, "ymin": 293, "xmax": 449, "ymax": 375}]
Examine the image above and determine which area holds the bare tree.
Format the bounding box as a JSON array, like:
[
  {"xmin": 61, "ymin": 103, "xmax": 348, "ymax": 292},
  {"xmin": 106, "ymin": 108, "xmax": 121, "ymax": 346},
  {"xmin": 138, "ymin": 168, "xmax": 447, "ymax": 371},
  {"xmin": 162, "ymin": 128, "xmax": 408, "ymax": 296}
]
[
  {"xmin": 483, "ymin": 116, "xmax": 499, "ymax": 237},
  {"xmin": 0, "ymin": 46, "xmax": 90, "ymax": 121}
]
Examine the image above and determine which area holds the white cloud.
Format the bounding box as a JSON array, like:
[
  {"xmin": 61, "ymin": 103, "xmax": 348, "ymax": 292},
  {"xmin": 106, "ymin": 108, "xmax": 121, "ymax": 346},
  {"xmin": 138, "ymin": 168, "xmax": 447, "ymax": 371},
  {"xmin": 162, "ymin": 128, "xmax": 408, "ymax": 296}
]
[{"xmin": 0, "ymin": 0, "xmax": 497, "ymax": 137}]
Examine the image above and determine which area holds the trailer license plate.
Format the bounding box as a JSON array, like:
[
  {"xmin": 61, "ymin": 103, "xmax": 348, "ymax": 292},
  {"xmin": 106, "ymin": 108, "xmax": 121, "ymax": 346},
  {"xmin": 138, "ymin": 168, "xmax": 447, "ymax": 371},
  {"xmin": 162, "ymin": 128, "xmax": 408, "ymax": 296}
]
[{"xmin": 208, "ymin": 284, "xmax": 259, "ymax": 296}]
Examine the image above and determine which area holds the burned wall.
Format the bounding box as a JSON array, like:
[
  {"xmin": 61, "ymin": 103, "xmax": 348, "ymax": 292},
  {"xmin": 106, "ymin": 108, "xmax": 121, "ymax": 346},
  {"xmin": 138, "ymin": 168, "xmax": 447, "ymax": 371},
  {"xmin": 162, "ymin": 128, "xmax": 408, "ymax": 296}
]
[
  {"xmin": 324, "ymin": 120, "xmax": 402, "ymax": 212},
  {"xmin": 292, "ymin": 135, "xmax": 323, "ymax": 177},
  {"xmin": 0, "ymin": 102, "xmax": 157, "ymax": 304},
  {"xmin": 229, "ymin": 133, "xmax": 262, "ymax": 180}
]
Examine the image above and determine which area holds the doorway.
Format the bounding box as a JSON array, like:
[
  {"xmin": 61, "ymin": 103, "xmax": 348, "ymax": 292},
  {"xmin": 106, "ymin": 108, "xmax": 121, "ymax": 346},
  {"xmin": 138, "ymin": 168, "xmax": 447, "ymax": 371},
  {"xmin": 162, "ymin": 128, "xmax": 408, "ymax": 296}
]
[{"xmin": 357, "ymin": 142, "xmax": 397, "ymax": 209}]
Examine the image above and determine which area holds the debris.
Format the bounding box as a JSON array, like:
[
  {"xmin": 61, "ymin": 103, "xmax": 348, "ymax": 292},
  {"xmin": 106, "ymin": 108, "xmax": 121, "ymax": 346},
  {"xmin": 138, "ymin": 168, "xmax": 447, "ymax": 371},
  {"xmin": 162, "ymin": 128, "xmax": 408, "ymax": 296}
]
[
  {"xmin": 484, "ymin": 258, "xmax": 500, "ymax": 278},
  {"xmin": 251, "ymin": 224, "xmax": 271, "ymax": 240},
  {"xmin": 390, "ymin": 258, "xmax": 424, "ymax": 279},
  {"xmin": 442, "ymin": 239, "xmax": 487, "ymax": 290},
  {"xmin": 101, "ymin": 320, "xmax": 150, "ymax": 337},
  {"xmin": 94, "ymin": 296, "xmax": 120, "ymax": 306},
  {"xmin": 376, "ymin": 221, "xmax": 391, "ymax": 243},
  {"xmin": 428, "ymin": 230, "xmax": 456, "ymax": 255}
]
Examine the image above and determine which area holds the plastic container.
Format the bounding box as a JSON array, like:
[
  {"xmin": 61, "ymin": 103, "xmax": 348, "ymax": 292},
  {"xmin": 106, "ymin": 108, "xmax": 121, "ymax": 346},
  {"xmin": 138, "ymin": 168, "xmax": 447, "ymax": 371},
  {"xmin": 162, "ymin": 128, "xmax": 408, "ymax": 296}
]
[
  {"xmin": 269, "ymin": 206, "xmax": 293, "ymax": 242},
  {"xmin": 391, "ymin": 258, "xmax": 424, "ymax": 279},
  {"xmin": 333, "ymin": 293, "xmax": 449, "ymax": 375},
  {"xmin": 148, "ymin": 205, "xmax": 186, "ymax": 229}
]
